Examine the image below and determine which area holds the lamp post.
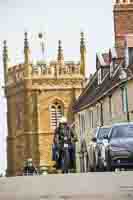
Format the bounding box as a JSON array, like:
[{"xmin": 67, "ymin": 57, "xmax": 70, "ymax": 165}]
[{"xmin": 119, "ymin": 68, "xmax": 130, "ymax": 122}]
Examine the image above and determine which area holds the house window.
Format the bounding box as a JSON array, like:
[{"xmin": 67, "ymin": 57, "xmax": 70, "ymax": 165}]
[{"xmin": 50, "ymin": 102, "xmax": 63, "ymax": 129}]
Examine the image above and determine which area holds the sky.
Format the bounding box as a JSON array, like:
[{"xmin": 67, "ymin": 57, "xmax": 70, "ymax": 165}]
[{"xmin": 0, "ymin": 0, "xmax": 114, "ymax": 174}]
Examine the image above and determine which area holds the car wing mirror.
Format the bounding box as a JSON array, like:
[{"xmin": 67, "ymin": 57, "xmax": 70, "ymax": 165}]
[
  {"xmin": 103, "ymin": 135, "xmax": 109, "ymax": 140},
  {"xmin": 91, "ymin": 137, "xmax": 97, "ymax": 142}
]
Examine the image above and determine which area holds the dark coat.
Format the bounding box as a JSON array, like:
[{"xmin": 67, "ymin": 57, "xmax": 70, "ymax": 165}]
[{"xmin": 23, "ymin": 166, "xmax": 38, "ymax": 175}]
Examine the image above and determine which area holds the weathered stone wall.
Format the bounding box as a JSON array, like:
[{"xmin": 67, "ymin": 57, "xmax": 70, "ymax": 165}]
[{"xmin": 6, "ymin": 75, "xmax": 84, "ymax": 176}]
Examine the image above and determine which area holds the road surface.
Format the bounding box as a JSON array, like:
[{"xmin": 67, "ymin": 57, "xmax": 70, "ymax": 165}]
[{"xmin": 0, "ymin": 172, "xmax": 133, "ymax": 199}]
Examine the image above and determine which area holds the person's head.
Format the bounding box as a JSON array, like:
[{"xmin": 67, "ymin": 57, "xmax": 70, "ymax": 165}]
[
  {"xmin": 59, "ymin": 116, "xmax": 67, "ymax": 126},
  {"xmin": 27, "ymin": 158, "xmax": 33, "ymax": 167}
]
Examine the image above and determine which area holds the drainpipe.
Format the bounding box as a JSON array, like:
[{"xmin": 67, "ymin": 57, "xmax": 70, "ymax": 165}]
[
  {"xmin": 100, "ymin": 101, "xmax": 104, "ymax": 126},
  {"xmin": 125, "ymin": 84, "xmax": 130, "ymax": 122}
]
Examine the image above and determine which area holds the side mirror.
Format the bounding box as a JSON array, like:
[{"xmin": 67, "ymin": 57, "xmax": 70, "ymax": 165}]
[
  {"xmin": 91, "ymin": 137, "xmax": 97, "ymax": 142},
  {"xmin": 103, "ymin": 135, "xmax": 109, "ymax": 140}
]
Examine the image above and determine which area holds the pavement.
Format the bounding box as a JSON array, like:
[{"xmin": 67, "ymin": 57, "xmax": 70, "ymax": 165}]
[{"xmin": 0, "ymin": 172, "xmax": 133, "ymax": 199}]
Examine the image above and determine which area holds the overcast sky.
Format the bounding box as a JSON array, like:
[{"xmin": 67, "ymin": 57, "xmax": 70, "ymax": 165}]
[{"xmin": 0, "ymin": 0, "xmax": 114, "ymax": 174}]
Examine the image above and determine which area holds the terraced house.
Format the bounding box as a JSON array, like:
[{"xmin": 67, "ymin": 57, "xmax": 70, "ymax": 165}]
[{"xmin": 73, "ymin": 0, "xmax": 133, "ymax": 172}]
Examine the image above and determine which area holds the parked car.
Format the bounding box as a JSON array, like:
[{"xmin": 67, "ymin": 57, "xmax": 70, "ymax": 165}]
[
  {"xmin": 104, "ymin": 123, "xmax": 133, "ymax": 171},
  {"xmin": 95, "ymin": 125, "xmax": 112, "ymax": 171},
  {"xmin": 87, "ymin": 126, "xmax": 111, "ymax": 172},
  {"xmin": 87, "ymin": 127, "xmax": 100, "ymax": 171}
]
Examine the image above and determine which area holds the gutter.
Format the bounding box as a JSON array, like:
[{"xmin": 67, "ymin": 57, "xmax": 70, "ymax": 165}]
[{"xmin": 74, "ymin": 76, "xmax": 133, "ymax": 113}]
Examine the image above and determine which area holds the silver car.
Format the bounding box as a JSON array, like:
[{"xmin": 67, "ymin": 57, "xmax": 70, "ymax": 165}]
[
  {"xmin": 88, "ymin": 126, "xmax": 111, "ymax": 172},
  {"xmin": 87, "ymin": 127, "xmax": 101, "ymax": 171},
  {"xmin": 95, "ymin": 125, "xmax": 112, "ymax": 171}
]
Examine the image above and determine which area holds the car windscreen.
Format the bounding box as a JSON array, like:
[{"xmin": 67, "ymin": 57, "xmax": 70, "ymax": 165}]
[
  {"xmin": 97, "ymin": 128, "xmax": 111, "ymax": 139},
  {"xmin": 111, "ymin": 125, "xmax": 133, "ymax": 138}
]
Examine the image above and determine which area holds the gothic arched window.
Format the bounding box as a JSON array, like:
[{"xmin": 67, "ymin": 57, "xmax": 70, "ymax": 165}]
[{"xmin": 50, "ymin": 101, "xmax": 64, "ymax": 129}]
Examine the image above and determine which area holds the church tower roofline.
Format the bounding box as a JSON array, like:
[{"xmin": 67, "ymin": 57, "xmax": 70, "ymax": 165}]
[
  {"xmin": 24, "ymin": 32, "xmax": 31, "ymax": 64},
  {"xmin": 3, "ymin": 40, "xmax": 8, "ymax": 84},
  {"xmin": 80, "ymin": 32, "xmax": 86, "ymax": 76},
  {"xmin": 57, "ymin": 40, "xmax": 64, "ymax": 64},
  {"xmin": 114, "ymin": 0, "xmax": 133, "ymax": 4},
  {"xmin": 80, "ymin": 32, "xmax": 85, "ymax": 49}
]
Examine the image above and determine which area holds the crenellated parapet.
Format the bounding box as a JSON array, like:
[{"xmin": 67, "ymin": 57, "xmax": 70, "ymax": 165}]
[
  {"xmin": 114, "ymin": 0, "xmax": 133, "ymax": 4},
  {"xmin": 6, "ymin": 64, "xmax": 25, "ymax": 85},
  {"xmin": 3, "ymin": 32, "xmax": 86, "ymax": 88},
  {"xmin": 6, "ymin": 60, "xmax": 82, "ymax": 86},
  {"xmin": 32, "ymin": 61, "xmax": 81, "ymax": 78},
  {"xmin": 114, "ymin": 0, "xmax": 133, "ymax": 10}
]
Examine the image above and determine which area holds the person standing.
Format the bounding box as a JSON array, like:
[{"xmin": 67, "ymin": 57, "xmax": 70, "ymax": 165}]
[
  {"xmin": 23, "ymin": 158, "xmax": 38, "ymax": 176},
  {"xmin": 52, "ymin": 117, "xmax": 78, "ymax": 172}
]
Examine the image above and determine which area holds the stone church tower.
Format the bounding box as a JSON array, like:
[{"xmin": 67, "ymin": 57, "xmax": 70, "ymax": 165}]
[
  {"xmin": 3, "ymin": 32, "xmax": 86, "ymax": 176},
  {"xmin": 114, "ymin": 0, "xmax": 133, "ymax": 57}
]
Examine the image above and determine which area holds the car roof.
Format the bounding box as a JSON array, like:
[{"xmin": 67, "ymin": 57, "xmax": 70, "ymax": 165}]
[
  {"xmin": 100, "ymin": 125, "xmax": 112, "ymax": 129},
  {"xmin": 111, "ymin": 122, "xmax": 133, "ymax": 127}
]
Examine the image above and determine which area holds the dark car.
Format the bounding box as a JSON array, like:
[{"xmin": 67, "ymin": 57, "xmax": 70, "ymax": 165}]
[{"xmin": 105, "ymin": 123, "xmax": 133, "ymax": 171}]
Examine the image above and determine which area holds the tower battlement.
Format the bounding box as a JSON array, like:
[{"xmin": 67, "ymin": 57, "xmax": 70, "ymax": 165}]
[
  {"xmin": 6, "ymin": 60, "xmax": 82, "ymax": 86},
  {"xmin": 4, "ymin": 33, "xmax": 86, "ymax": 87},
  {"xmin": 31, "ymin": 61, "xmax": 81, "ymax": 78},
  {"xmin": 114, "ymin": 0, "xmax": 133, "ymax": 4}
]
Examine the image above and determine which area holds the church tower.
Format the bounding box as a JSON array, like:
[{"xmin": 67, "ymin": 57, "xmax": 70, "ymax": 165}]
[
  {"xmin": 114, "ymin": 0, "xmax": 133, "ymax": 57},
  {"xmin": 3, "ymin": 32, "xmax": 87, "ymax": 176}
]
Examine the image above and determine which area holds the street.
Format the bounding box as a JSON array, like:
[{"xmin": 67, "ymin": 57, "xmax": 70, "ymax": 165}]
[{"xmin": 0, "ymin": 172, "xmax": 133, "ymax": 200}]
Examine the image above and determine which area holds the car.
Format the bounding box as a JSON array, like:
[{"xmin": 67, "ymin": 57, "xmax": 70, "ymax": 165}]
[
  {"xmin": 87, "ymin": 127, "xmax": 100, "ymax": 171},
  {"xmin": 95, "ymin": 125, "xmax": 112, "ymax": 171},
  {"xmin": 104, "ymin": 122, "xmax": 133, "ymax": 171},
  {"xmin": 87, "ymin": 126, "xmax": 111, "ymax": 172}
]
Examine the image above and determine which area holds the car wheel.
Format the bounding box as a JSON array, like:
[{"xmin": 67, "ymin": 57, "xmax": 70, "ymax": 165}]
[
  {"xmin": 98, "ymin": 157, "xmax": 105, "ymax": 172},
  {"xmin": 87, "ymin": 154, "xmax": 93, "ymax": 172},
  {"xmin": 88, "ymin": 152, "xmax": 96, "ymax": 172},
  {"xmin": 106, "ymin": 152, "xmax": 114, "ymax": 172},
  {"xmin": 92, "ymin": 151, "xmax": 97, "ymax": 172}
]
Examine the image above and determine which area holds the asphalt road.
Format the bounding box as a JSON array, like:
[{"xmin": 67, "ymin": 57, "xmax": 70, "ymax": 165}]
[{"xmin": 0, "ymin": 172, "xmax": 133, "ymax": 200}]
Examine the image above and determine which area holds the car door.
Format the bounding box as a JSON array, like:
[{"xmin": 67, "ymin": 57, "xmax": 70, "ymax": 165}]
[
  {"xmin": 96, "ymin": 127, "xmax": 111, "ymax": 164},
  {"xmin": 88, "ymin": 128, "xmax": 99, "ymax": 168}
]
